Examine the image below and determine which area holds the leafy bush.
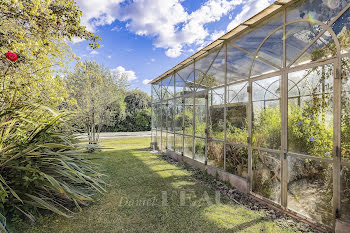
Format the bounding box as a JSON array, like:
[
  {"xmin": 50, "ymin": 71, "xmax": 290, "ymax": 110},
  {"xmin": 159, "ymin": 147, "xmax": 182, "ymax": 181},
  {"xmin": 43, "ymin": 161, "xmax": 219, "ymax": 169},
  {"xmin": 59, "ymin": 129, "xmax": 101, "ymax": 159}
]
[
  {"xmin": 253, "ymin": 107, "xmax": 281, "ymax": 150},
  {"xmin": 288, "ymin": 104, "xmax": 333, "ymax": 158},
  {"xmin": 0, "ymin": 103, "xmax": 105, "ymax": 224}
]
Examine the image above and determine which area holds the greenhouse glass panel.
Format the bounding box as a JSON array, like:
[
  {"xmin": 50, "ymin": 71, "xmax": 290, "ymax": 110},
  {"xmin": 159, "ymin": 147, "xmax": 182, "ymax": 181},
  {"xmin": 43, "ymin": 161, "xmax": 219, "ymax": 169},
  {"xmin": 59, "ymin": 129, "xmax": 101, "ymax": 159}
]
[
  {"xmin": 226, "ymin": 81, "xmax": 249, "ymax": 145},
  {"xmin": 194, "ymin": 94, "xmax": 206, "ymax": 137},
  {"xmin": 342, "ymin": 57, "xmax": 350, "ymax": 162},
  {"xmin": 252, "ymin": 76, "xmax": 281, "ymax": 150},
  {"xmin": 167, "ymin": 133, "xmax": 175, "ymax": 151},
  {"xmin": 332, "ymin": 8, "xmax": 350, "ymax": 53},
  {"xmin": 184, "ymin": 97, "xmax": 194, "ymax": 136},
  {"xmin": 151, "ymin": 129, "xmax": 156, "ymax": 144},
  {"xmin": 226, "ymin": 145, "xmax": 248, "ymax": 178},
  {"xmin": 341, "ymin": 165, "xmax": 350, "ymax": 222},
  {"xmin": 161, "ymin": 103, "xmax": 167, "ymax": 130},
  {"xmin": 208, "ymin": 87, "xmax": 225, "ymax": 140},
  {"xmin": 175, "ymin": 98, "xmax": 183, "ymax": 134},
  {"xmin": 162, "ymin": 75, "xmax": 174, "ymax": 100},
  {"xmin": 251, "ymin": 59, "xmax": 279, "ymax": 77},
  {"xmin": 252, "ymin": 149, "xmax": 281, "ymax": 204},
  {"xmin": 156, "ymin": 103, "xmax": 162, "ymax": 130},
  {"xmin": 175, "ymin": 73, "xmax": 185, "ymax": 96},
  {"xmin": 162, "ymin": 130, "xmax": 167, "ymax": 151},
  {"xmin": 288, "ymin": 65, "xmax": 333, "ymax": 158},
  {"xmin": 291, "ymin": 34, "xmax": 335, "ymax": 67},
  {"xmin": 256, "ymin": 29, "xmax": 283, "ymax": 67},
  {"xmin": 151, "ymin": 104, "xmax": 156, "ymax": 130},
  {"xmin": 198, "ymin": 46, "xmax": 226, "ymax": 89},
  {"xmin": 195, "ymin": 48, "xmax": 220, "ymax": 75},
  {"xmin": 226, "ymin": 45, "xmax": 253, "ymax": 83},
  {"xmin": 161, "ymin": 76, "xmax": 167, "ymax": 100},
  {"xmin": 167, "ymin": 100, "xmax": 174, "ymax": 132},
  {"xmin": 194, "ymin": 138, "xmax": 206, "ymax": 163},
  {"xmin": 152, "ymin": 82, "xmax": 161, "ymax": 102},
  {"xmin": 156, "ymin": 130, "xmax": 162, "ymax": 150},
  {"xmin": 231, "ymin": 11, "xmax": 283, "ymax": 53},
  {"xmin": 195, "ymin": 47, "xmax": 222, "ymax": 90},
  {"xmin": 286, "ymin": 22, "xmax": 324, "ymax": 65},
  {"xmin": 175, "ymin": 134, "xmax": 183, "ymax": 154},
  {"xmin": 287, "ymin": 156, "xmax": 333, "ymax": 226},
  {"xmin": 184, "ymin": 136, "xmax": 193, "ymax": 158},
  {"xmin": 178, "ymin": 63, "xmax": 195, "ymax": 93},
  {"xmin": 208, "ymin": 140, "xmax": 224, "ymax": 169},
  {"xmin": 286, "ymin": 0, "xmax": 350, "ymax": 24}
]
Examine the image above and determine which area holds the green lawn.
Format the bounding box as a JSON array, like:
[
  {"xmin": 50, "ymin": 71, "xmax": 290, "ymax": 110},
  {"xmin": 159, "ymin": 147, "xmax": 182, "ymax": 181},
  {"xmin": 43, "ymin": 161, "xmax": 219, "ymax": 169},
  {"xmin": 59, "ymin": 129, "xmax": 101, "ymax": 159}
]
[{"xmin": 23, "ymin": 137, "xmax": 293, "ymax": 233}]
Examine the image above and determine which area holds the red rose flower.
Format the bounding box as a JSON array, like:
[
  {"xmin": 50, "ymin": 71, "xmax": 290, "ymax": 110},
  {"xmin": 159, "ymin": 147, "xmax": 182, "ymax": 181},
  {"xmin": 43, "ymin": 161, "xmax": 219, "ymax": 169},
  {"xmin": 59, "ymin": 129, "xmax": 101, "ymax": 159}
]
[{"xmin": 5, "ymin": 52, "xmax": 18, "ymax": 62}]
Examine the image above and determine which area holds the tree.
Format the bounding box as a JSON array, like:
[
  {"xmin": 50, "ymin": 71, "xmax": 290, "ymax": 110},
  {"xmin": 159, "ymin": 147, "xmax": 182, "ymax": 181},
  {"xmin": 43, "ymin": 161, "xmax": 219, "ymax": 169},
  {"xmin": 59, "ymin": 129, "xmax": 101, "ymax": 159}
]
[
  {"xmin": 67, "ymin": 60, "xmax": 127, "ymax": 144},
  {"xmin": 0, "ymin": 0, "xmax": 100, "ymax": 107},
  {"xmin": 115, "ymin": 90, "xmax": 151, "ymax": 132},
  {"xmin": 0, "ymin": 0, "xmax": 105, "ymax": 224},
  {"xmin": 124, "ymin": 89, "xmax": 151, "ymax": 115}
]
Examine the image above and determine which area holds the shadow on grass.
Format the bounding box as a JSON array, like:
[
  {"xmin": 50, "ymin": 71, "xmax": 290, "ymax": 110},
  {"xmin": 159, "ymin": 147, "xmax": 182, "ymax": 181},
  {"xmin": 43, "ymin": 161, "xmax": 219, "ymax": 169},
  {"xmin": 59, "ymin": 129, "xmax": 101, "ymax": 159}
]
[{"xmin": 23, "ymin": 140, "xmax": 286, "ymax": 233}]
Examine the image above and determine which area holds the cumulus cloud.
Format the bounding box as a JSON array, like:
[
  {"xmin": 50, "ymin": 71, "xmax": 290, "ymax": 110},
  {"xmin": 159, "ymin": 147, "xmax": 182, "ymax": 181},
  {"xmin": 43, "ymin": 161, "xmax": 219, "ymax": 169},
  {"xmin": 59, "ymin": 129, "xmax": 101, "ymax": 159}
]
[
  {"xmin": 76, "ymin": 0, "xmax": 274, "ymax": 57},
  {"xmin": 71, "ymin": 37, "xmax": 85, "ymax": 44},
  {"xmin": 76, "ymin": 0, "xmax": 123, "ymax": 32},
  {"xmin": 119, "ymin": 0, "xmax": 241, "ymax": 57},
  {"xmin": 165, "ymin": 46, "xmax": 182, "ymax": 58},
  {"xmin": 90, "ymin": 50, "xmax": 99, "ymax": 55},
  {"xmin": 111, "ymin": 66, "xmax": 137, "ymax": 81},
  {"xmin": 142, "ymin": 79, "xmax": 152, "ymax": 85}
]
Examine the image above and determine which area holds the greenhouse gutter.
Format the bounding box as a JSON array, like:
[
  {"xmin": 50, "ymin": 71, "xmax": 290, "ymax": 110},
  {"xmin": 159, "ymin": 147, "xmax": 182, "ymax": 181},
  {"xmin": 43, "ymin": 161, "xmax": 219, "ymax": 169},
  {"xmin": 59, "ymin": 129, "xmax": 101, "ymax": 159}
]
[{"xmin": 150, "ymin": 0, "xmax": 295, "ymax": 84}]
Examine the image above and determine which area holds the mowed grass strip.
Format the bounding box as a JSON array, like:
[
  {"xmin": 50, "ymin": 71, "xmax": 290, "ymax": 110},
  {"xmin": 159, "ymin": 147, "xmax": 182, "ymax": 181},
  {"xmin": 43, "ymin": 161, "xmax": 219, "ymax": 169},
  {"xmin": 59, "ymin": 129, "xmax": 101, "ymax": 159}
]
[{"xmin": 24, "ymin": 137, "xmax": 293, "ymax": 233}]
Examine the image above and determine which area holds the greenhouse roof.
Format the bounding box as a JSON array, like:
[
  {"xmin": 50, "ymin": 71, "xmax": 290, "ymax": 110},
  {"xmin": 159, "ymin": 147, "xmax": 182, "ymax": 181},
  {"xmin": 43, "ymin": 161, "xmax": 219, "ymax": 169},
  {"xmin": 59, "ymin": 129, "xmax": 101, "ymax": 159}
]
[{"xmin": 150, "ymin": 0, "xmax": 295, "ymax": 84}]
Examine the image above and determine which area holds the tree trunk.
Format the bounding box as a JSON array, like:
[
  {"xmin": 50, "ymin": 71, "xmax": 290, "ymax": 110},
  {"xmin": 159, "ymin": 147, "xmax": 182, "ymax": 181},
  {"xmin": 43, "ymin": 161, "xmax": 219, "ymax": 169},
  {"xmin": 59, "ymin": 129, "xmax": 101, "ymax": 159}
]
[
  {"xmin": 96, "ymin": 123, "xmax": 102, "ymax": 142},
  {"xmin": 92, "ymin": 110, "xmax": 96, "ymax": 144},
  {"xmin": 86, "ymin": 121, "xmax": 92, "ymax": 144}
]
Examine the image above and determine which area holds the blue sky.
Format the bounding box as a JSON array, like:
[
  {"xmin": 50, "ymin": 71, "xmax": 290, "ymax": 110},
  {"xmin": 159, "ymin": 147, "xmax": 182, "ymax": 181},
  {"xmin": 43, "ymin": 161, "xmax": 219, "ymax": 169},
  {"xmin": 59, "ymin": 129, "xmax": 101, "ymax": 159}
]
[{"xmin": 71, "ymin": 0, "xmax": 274, "ymax": 94}]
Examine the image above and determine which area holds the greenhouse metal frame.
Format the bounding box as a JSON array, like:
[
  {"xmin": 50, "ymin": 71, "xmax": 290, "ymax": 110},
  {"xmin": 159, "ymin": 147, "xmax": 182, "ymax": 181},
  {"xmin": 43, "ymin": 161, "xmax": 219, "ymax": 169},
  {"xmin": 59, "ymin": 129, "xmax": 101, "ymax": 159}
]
[{"xmin": 150, "ymin": 0, "xmax": 350, "ymax": 231}]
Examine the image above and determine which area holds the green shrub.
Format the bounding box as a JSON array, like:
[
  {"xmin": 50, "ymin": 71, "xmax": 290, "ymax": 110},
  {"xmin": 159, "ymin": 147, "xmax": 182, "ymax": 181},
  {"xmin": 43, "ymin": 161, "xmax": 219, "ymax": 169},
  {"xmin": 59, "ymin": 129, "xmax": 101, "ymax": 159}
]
[
  {"xmin": 253, "ymin": 106, "xmax": 281, "ymax": 150},
  {"xmin": 0, "ymin": 103, "xmax": 105, "ymax": 224}
]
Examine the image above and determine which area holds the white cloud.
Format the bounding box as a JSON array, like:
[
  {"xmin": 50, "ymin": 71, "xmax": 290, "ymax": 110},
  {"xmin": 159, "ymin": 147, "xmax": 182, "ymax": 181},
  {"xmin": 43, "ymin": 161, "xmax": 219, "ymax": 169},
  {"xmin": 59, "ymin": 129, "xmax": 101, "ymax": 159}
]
[
  {"xmin": 108, "ymin": 55, "xmax": 112, "ymax": 59},
  {"xmin": 111, "ymin": 66, "xmax": 137, "ymax": 81},
  {"xmin": 71, "ymin": 37, "xmax": 85, "ymax": 44},
  {"xmin": 165, "ymin": 46, "xmax": 182, "ymax": 58},
  {"xmin": 119, "ymin": 0, "xmax": 241, "ymax": 57},
  {"xmin": 227, "ymin": 0, "xmax": 273, "ymax": 31},
  {"xmin": 142, "ymin": 79, "xmax": 152, "ymax": 85},
  {"xmin": 151, "ymin": 58, "xmax": 155, "ymax": 62},
  {"xmin": 90, "ymin": 50, "xmax": 99, "ymax": 55},
  {"xmin": 76, "ymin": 0, "xmax": 123, "ymax": 32},
  {"xmin": 75, "ymin": 0, "xmax": 274, "ymax": 58}
]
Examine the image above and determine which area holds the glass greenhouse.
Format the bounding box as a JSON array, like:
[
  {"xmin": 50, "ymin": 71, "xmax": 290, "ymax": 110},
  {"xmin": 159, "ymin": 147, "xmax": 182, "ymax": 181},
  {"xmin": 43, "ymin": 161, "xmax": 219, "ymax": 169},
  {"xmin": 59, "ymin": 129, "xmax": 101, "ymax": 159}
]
[{"xmin": 150, "ymin": 0, "xmax": 350, "ymax": 230}]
